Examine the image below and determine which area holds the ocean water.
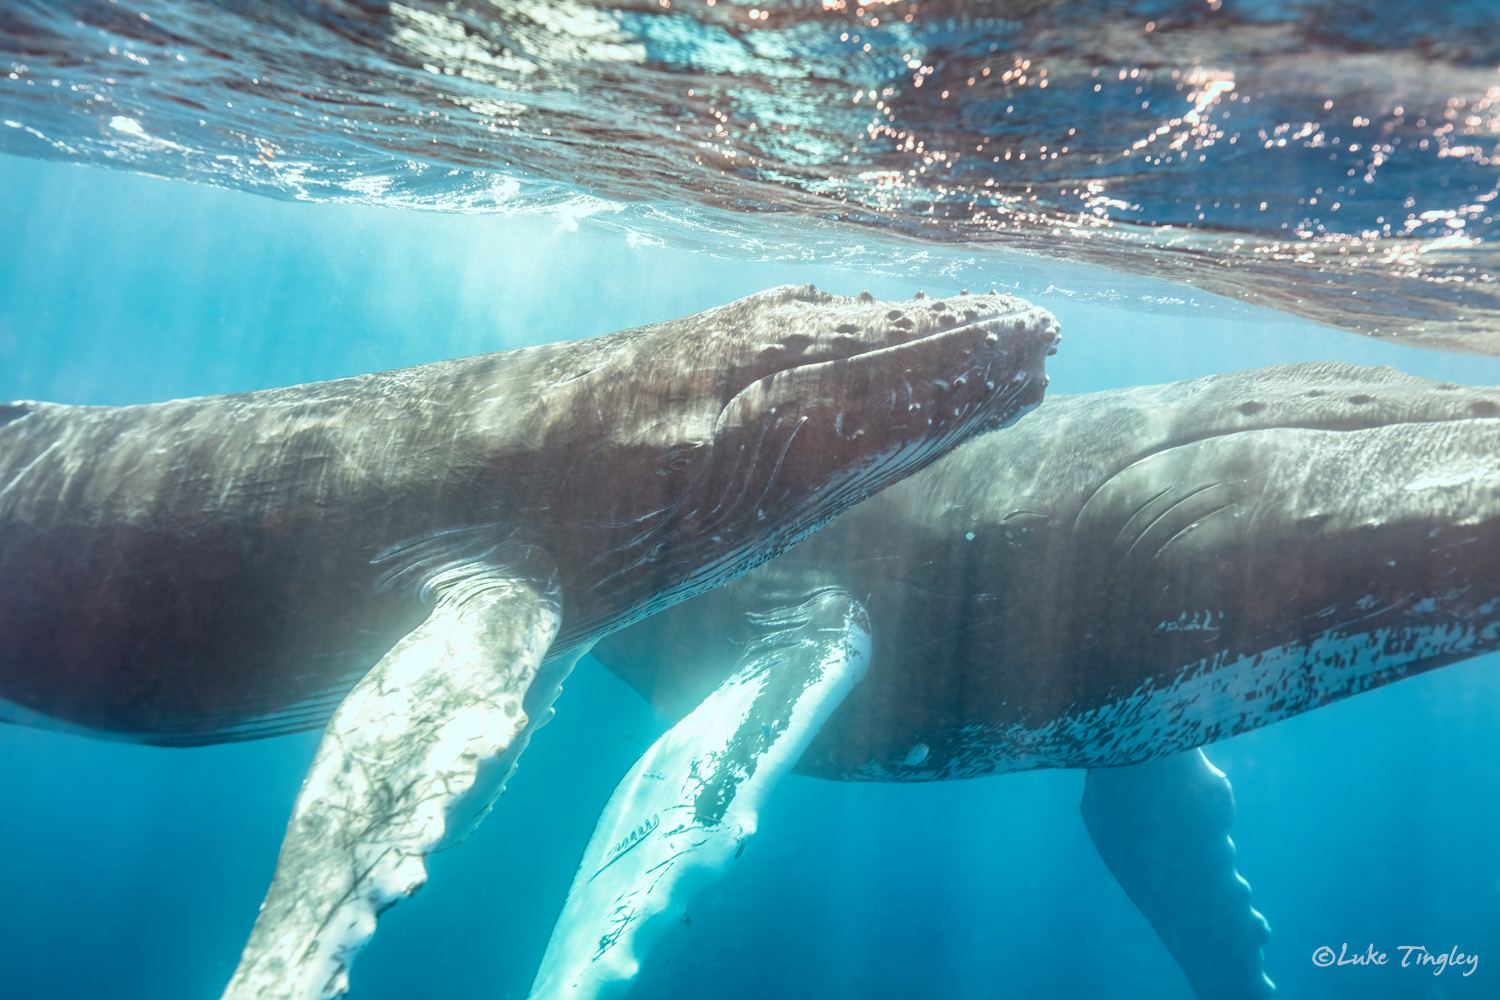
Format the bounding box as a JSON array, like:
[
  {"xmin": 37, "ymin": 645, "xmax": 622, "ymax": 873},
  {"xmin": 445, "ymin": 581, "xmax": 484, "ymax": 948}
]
[
  {"xmin": 2, "ymin": 153, "xmax": 1499, "ymax": 1000},
  {"xmin": 3, "ymin": 3, "xmax": 1500, "ymax": 999},
  {"xmin": 5, "ymin": 0, "xmax": 1500, "ymax": 348}
]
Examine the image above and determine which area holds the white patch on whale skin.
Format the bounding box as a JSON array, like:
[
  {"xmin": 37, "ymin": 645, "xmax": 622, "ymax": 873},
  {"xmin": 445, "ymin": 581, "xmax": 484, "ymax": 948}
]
[
  {"xmin": 1156, "ymin": 609, "xmax": 1224, "ymax": 633},
  {"xmin": 530, "ymin": 594, "xmax": 869, "ymax": 1000},
  {"xmin": 1404, "ymin": 467, "xmax": 1500, "ymax": 492},
  {"xmin": 223, "ymin": 568, "xmax": 563, "ymax": 1000},
  {"xmin": 866, "ymin": 608, "xmax": 1500, "ymax": 783}
]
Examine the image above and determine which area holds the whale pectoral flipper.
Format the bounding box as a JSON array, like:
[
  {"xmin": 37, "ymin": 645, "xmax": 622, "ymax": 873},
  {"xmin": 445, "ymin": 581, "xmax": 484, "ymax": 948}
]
[
  {"xmin": 1080, "ymin": 749, "xmax": 1274, "ymax": 1000},
  {"xmin": 529, "ymin": 589, "xmax": 871, "ymax": 1000},
  {"xmin": 223, "ymin": 564, "xmax": 564, "ymax": 1000}
]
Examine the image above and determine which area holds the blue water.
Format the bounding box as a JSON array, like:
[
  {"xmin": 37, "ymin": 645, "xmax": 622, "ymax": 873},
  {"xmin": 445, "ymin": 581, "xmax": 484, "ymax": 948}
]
[
  {"xmin": 3, "ymin": 152, "xmax": 1500, "ymax": 1000},
  {"xmin": 7, "ymin": 0, "xmax": 1500, "ymax": 348}
]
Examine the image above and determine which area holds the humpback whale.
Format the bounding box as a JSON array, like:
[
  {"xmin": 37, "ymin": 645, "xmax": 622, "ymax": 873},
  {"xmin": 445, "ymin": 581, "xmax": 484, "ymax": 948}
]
[
  {"xmin": 578, "ymin": 362, "xmax": 1500, "ymax": 1000},
  {"xmin": 0, "ymin": 284, "xmax": 1060, "ymax": 1000}
]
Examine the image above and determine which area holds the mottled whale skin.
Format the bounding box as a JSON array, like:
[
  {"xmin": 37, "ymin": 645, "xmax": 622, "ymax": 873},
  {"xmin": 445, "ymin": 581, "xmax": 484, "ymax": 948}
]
[
  {"xmin": 0, "ymin": 284, "xmax": 1059, "ymax": 1000},
  {"xmin": 0, "ymin": 284, "xmax": 1055, "ymax": 745},
  {"xmin": 596, "ymin": 362, "xmax": 1500, "ymax": 781},
  {"xmin": 581, "ymin": 362, "xmax": 1500, "ymax": 1000}
]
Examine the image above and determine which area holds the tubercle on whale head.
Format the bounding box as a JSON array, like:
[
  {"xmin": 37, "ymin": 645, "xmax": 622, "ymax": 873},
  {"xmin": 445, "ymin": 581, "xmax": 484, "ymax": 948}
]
[
  {"xmin": 533, "ymin": 283, "xmax": 1057, "ymax": 514},
  {"xmin": 537, "ymin": 285, "xmax": 1058, "ymax": 638},
  {"xmin": 600, "ymin": 282, "xmax": 1058, "ymax": 409},
  {"xmin": 649, "ymin": 292, "xmax": 1060, "ymax": 598}
]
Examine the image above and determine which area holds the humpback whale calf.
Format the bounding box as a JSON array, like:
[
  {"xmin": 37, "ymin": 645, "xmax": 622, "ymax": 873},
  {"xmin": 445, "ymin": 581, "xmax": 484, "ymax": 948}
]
[
  {"xmin": 572, "ymin": 362, "xmax": 1500, "ymax": 1000},
  {"xmin": 0, "ymin": 284, "xmax": 1060, "ymax": 1000}
]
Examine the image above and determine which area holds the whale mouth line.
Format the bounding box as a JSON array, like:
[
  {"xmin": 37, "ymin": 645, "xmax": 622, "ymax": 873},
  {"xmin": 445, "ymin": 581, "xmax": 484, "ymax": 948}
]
[
  {"xmin": 1066, "ymin": 414, "xmax": 1500, "ymax": 582},
  {"xmin": 1100, "ymin": 414, "xmax": 1500, "ymax": 495},
  {"xmin": 1070, "ymin": 415, "xmax": 1500, "ymax": 535}
]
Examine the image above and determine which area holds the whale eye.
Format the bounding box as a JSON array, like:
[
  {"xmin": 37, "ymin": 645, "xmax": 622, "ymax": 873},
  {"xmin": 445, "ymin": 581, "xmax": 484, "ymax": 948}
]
[{"xmin": 660, "ymin": 442, "xmax": 710, "ymax": 477}]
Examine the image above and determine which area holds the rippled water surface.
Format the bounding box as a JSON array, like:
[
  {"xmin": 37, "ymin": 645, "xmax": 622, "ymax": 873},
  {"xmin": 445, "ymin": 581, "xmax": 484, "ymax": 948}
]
[
  {"xmin": 4, "ymin": 7, "xmax": 1500, "ymax": 1000},
  {"xmin": 4, "ymin": 0, "xmax": 1500, "ymax": 351}
]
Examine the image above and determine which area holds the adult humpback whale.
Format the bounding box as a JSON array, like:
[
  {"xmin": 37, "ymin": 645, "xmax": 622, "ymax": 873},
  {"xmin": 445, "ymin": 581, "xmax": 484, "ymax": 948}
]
[
  {"xmin": 573, "ymin": 362, "xmax": 1500, "ymax": 1000},
  {"xmin": 0, "ymin": 284, "xmax": 1060, "ymax": 1000}
]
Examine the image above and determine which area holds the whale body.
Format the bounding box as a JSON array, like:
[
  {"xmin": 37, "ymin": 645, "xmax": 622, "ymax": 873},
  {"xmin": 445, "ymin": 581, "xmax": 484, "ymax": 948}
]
[
  {"xmin": 584, "ymin": 362, "xmax": 1500, "ymax": 1000},
  {"xmin": 599, "ymin": 362, "xmax": 1500, "ymax": 780},
  {"xmin": 0, "ymin": 284, "xmax": 1060, "ymax": 1000}
]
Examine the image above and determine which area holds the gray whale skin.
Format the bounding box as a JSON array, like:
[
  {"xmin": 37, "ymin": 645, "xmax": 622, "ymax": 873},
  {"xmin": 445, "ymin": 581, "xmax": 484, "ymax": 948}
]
[
  {"xmin": 593, "ymin": 361, "xmax": 1500, "ymax": 1000},
  {"xmin": 0, "ymin": 283, "xmax": 1059, "ymax": 1000},
  {"xmin": 601, "ymin": 361, "xmax": 1500, "ymax": 780}
]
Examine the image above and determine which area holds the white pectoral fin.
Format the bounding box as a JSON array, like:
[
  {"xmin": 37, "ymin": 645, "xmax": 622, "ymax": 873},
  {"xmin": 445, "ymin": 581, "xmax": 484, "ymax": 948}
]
[
  {"xmin": 222, "ymin": 565, "xmax": 565, "ymax": 1000},
  {"xmin": 1081, "ymin": 748, "xmax": 1275, "ymax": 1000},
  {"xmin": 529, "ymin": 589, "xmax": 871, "ymax": 1000}
]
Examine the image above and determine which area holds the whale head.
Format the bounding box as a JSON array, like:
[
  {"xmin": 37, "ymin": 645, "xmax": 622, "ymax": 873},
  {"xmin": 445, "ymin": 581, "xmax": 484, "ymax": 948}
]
[
  {"xmin": 545, "ymin": 283, "xmax": 1059, "ymax": 640},
  {"xmin": 813, "ymin": 362, "xmax": 1500, "ymax": 776}
]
